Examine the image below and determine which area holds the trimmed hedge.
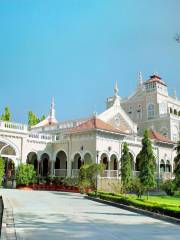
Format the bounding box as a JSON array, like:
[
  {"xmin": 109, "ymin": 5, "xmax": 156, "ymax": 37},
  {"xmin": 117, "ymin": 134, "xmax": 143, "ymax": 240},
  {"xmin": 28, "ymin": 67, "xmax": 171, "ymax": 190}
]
[{"xmin": 88, "ymin": 192, "xmax": 180, "ymax": 219}]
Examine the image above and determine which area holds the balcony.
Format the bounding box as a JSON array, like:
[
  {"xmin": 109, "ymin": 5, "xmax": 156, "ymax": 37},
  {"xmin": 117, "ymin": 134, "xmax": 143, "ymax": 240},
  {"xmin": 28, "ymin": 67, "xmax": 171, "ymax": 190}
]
[
  {"xmin": 0, "ymin": 121, "xmax": 27, "ymax": 133},
  {"xmin": 28, "ymin": 133, "xmax": 53, "ymax": 142}
]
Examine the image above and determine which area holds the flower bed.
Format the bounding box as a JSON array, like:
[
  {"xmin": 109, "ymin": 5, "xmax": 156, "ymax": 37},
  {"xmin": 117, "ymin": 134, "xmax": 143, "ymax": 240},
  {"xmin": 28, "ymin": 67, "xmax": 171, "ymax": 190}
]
[{"xmin": 17, "ymin": 184, "xmax": 80, "ymax": 193}]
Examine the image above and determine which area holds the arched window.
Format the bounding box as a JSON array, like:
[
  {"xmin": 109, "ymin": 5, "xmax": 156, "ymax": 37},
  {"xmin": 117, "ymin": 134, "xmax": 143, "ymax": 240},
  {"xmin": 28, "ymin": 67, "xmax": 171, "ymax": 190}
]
[
  {"xmin": 148, "ymin": 103, "xmax": 155, "ymax": 120},
  {"xmin": 160, "ymin": 160, "xmax": 165, "ymax": 173},
  {"xmin": 170, "ymin": 108, "xmax": 173, "ymax": 114},
  {"xmin": 166, "ymin": 160, "xmax": 171, "ymax": 173},
  {"xmin": 172, "ymin": 125, "xmax": 179, "ymax": 142},
  {"xmin": 174, "ymin": 109, "xmax": 177, "ymax": 115}
]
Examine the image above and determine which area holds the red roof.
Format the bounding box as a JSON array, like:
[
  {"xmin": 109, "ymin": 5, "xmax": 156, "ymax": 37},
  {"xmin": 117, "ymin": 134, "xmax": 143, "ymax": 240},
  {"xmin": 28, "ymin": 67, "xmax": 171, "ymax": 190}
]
[
  {"xmin": 149, "ymin": 129, "xmax": 173, "ymax": 144},
  {"xmin": 145, "ymin": 75, "xmax": 167, "ymax": 87},
  {"xmin": 70, "ymin": 117, "xmax": 128, "ymax": 134}
]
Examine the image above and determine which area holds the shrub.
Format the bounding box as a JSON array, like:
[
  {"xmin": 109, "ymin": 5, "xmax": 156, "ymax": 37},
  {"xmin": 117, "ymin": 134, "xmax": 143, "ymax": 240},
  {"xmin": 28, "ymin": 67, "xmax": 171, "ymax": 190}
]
[
  {"xmin": 161, "ymin": 180, "xmax": 176, "ymax": 196},
  {"xmin": 79, "ymin": 179, "xmax": 91, "ymax": 193},
  {"xmin": 16, "ymin": 163, "xmax": 36, "ymax": 186},
  {"xmin": 62, "ymin": 177, "xmax": 78, "ymax": 187},
  {"xmin": 131, "ymin": 177, "xmax": 145, "ymax": 198},
  {"xmin": 78, "ymin": 163, "xmax": 104, "ymax": 190},
  {"xmin": 109, "ymin": 180, "xmax": 123, "ymax": 195},
  {"xmin": 88, "ymin": 192, "xmax": 180, "ymax": 219},
  {"xmin": 0, "ymin": 157, "xmax": 5, "ymax": 186}
]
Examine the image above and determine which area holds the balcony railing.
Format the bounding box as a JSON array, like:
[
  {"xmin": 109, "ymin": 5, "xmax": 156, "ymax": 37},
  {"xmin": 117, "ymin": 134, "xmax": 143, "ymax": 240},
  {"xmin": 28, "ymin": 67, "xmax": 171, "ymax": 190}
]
[
  {"xmin": 0, "ymin": 121, "xmax": 27, "ymax": 133},
  {"xmin": 133, "ymin": 171, "xmax": 173, "ymax": 179},
  {"xmin": 71, "ymin": 169, "xmax": 80, "ymax": 178},
  {"xmin": 28, "ymin": 133, "xmax": 53, "ymax": 142},
  {"xmin": 54, "ymin": 169, "xmax": 67, "ymax": 177},
  {"xmin": 101, "ymin": 170, "xmax": 119, "ymax": 179}
]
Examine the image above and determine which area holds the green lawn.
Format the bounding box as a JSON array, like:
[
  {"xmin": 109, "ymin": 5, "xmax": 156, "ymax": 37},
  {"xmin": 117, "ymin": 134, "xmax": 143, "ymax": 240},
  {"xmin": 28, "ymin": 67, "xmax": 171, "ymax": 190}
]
[
  {"xmin": 95, "ymin": 191, "xmax": 180, "ymax": 215},
  {"xmin": 139, "ymin": 195, "xmax": 180, "ymax": 207}
]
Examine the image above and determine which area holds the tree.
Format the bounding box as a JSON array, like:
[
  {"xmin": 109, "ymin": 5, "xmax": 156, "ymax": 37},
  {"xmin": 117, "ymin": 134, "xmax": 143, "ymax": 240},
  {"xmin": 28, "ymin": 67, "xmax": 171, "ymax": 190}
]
[
  {"xmin": 1, "ymin": 106, "xmax": 11, "ymax": 121},
  {"xmin": 121, "ymin": 142, "xmax": 132, "ymax": 192},
  {"xmin": 28, "ymin": 111, "xmax": 39, "ymax": 127},
  {"xmin": 16, "ymin": 163, "xmax": 36, "ymax": 186},
  {"xmin": 174, "ymin": 141, "xmax": 180, "ymax": 188},
  {"xmin": 28, "ymin": 111, "xmax": 46, "ymax": 127},
  {"xmin": 41, "ymin": 115, "xmax": 46, "ymax": 121},
  {"xmin": 137, "ymin": 130, "xmax": 156, "ymax": 198},
  {"xmin": 0, "ymin": 157, "xmax": 5, "ymax": 186}
]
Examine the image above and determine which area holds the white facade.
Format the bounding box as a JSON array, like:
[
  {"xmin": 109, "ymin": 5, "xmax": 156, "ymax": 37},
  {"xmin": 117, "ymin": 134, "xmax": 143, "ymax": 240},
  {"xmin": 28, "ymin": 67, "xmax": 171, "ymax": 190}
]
[
  {"xmin": 0, "ymin": 80, "xmax": 177, "ymax": 182},
  {"xmin": 116, "ymin": 73, "xmax": 180, "ymax": 142}
]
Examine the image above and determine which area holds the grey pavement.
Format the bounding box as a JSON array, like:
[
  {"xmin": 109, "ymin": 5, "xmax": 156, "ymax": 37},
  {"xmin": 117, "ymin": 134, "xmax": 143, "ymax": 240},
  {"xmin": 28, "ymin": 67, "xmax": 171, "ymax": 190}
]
[{"xmin": 1, "ymin": 189, "xmax": 180, "ymax": 240}]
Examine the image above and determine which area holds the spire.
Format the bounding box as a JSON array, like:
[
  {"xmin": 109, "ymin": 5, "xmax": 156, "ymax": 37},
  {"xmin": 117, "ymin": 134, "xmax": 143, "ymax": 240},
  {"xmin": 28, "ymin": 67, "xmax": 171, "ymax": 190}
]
[
  {"xmin": 49, "ymin": 97, "xmax": 56, "ymax": 120},
  {"xmin": 138, "ymin": 72, "xmax": 143, "ymax": 86},
  {"xmin": 114, "ymin": 80, "xmax": 119, "ymax": 97},
  {"xmin": 173, "ymin": 89, "xmax": 178, "ymax": 100}
]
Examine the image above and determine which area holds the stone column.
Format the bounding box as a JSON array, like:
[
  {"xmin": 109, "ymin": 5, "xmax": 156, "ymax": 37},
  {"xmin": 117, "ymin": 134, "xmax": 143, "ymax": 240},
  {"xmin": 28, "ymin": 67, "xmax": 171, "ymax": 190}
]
[
  {"xmin": 67, "ymin": 160, "xmax": 72, "ymax": 177},
  {"xmin": 50, "ymin": 160, "xmax": 55, "ymax": 175},
  {"xmin": 37, "ymin": 156, "xmax": 40, "ymax": 176},
  {"xmin": 108, "ymin": 157, "xmax": 111, "ymax": 178}
]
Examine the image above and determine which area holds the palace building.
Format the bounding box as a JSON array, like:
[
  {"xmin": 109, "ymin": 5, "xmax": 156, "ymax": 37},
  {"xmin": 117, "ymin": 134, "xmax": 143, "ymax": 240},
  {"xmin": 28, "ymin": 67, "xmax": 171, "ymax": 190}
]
[{"xmin": 0, "ymin": 74, "xmax": 177, "ymax": 190}]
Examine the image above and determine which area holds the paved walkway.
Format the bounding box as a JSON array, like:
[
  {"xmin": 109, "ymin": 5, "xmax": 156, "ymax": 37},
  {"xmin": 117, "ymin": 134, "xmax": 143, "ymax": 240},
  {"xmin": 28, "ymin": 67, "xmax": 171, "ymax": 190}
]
[{"xmin": 1, "ymin": 189, "xmax": 180, "ymax": 240}]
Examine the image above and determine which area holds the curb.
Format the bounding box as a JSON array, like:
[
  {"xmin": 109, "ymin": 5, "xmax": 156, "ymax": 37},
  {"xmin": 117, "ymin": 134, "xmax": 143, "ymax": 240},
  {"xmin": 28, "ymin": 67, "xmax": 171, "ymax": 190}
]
[
  {"xmin": 85, "ymin": 196, "xmax": 180, "ymax": 225},
  {"xmin": 1, "ymin": 195, "xmax": 17, "ymax": 240}
]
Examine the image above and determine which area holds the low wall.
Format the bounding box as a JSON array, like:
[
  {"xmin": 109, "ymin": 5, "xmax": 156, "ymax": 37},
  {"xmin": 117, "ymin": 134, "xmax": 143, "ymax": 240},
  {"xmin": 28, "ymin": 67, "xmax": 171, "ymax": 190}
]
[{"xmin": 97, "ymin": 178, "xmax": 121, "ymax": 192}]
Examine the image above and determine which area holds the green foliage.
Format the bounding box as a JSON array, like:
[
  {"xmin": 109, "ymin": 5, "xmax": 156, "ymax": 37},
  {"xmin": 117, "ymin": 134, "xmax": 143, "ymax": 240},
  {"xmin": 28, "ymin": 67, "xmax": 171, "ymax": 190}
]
[
  {"xmin": 109, "ymin": 180, "xmax": 123, "ymax": 195},
  {"xmin": 28, "ymin": 111, "xmax": 46, "ymax": 127},
  {"xmin": 0, "ymin": 157, "xmax": 5, "ymax": 186},
  {"xmin": 131, "ymin": 177, "xmax": 145, "ymax": 198},
  {"xmin": 137, "ymin": 130, "xmax": 157, "ymax": 195},
  {"xmin": 88, "ymin": 191, "xmax": 180, "ymax": 219},
  {"xmin": 62, "ymin": 177, "xmax": 78, "ymax": 187},
  {"xmin": 78, "ymin": 163, "xmax": 104, "ymax": 191},
  {"xmin": 16, "ymin": 163, "xmax": 36, "ymax": 186},
  {"xmin": 161, "ymin": 180, "xmax": 176, "ymax": 196},
  {"xmin": 41, "ymin": 115, "xmax": 46, "ymax": 121},
  {"xmin": 1, "ymin": 106, "xmax": 11, "ymax": 121},
  {"xmin": 120, "ymin": 142, "xmax": 132, "ymax": 192},
  {"xmin": 28, "ymin": 111, "xmax": 39, "ymax": 127},
  {"xmin": 174, "ymin": 141, "xmax": 180, "ymax": 188},
  {"xmin": 86, "ymin": 163, "xmax": 104, "ymax": 189}
]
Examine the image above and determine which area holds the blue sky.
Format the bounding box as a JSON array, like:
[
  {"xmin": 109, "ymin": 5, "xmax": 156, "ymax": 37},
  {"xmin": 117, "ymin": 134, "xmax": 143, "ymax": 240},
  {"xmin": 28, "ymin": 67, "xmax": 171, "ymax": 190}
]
[{"xmin": 0, "ymin": 0, "xmax": 180, "ymax": 123}]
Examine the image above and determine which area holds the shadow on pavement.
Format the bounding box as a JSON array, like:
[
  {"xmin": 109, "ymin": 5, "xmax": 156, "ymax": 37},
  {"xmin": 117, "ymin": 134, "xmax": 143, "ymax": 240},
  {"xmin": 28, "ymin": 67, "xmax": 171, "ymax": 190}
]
[{"xmin": 14, "ymin": 212, "xmax": 180, "ymax": 240}]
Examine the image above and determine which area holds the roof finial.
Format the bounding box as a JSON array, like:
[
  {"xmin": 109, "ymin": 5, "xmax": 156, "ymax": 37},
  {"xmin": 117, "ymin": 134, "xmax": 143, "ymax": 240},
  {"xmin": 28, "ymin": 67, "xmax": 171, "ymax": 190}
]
[
  {"xmin": 138, "ymin": 72, "xmax": 143, "ymax": 85},
  {"xmin": 173, "ymin": 89, "xmax": 178, "ymax": 100},
  {"xmin": 49, "ymin": 97, "xmax": 56, "ymax": 120},
  {"xmin": 153, "ymin": 70, "xmax": 159, "ymax": 76},
  {"xmin": 114, "ymin": 80, "xmax": 119, "ymax": 97}
]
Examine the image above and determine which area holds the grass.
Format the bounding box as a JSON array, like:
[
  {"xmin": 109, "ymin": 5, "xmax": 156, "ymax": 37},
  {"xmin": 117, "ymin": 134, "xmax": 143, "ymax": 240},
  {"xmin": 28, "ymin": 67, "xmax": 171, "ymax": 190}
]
[
  {"xmin": 140, "ymin": 195, "xmax": 180, "ymax": 207},
  {"xmin": 97, "ymin": 191, "xmax": 180, "ymax": 207},
  {"xmin": 88, "ymin": 191, "xmax": 180, "ymax": 218}
]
